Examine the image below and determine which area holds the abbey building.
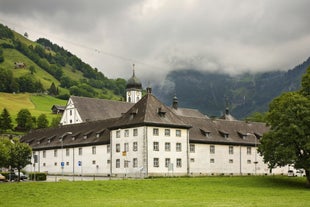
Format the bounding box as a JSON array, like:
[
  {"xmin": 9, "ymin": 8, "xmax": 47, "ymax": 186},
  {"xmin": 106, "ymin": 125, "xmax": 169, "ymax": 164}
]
[{"xmin": 21, "ymin": 67, "xmax": 287, "ymax": 177}]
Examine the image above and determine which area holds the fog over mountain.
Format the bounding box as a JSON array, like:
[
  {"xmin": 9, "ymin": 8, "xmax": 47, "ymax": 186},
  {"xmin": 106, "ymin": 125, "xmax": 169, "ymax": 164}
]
[{"xmin": 1, "ymin": 0, "xmax": 310, "ymax": 82}]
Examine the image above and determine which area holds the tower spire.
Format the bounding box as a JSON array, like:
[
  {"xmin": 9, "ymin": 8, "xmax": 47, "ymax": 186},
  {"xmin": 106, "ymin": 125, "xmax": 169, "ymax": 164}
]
[{"xmin": 132, "ymin": 64, "xmax": 135, "ymax": 77}]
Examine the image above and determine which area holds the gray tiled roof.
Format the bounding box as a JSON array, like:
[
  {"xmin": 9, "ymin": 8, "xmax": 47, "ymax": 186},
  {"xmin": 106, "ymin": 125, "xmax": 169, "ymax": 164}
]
[{"xmin": 70, "ymin": 96, "xmax": 134, "ymax": 122}]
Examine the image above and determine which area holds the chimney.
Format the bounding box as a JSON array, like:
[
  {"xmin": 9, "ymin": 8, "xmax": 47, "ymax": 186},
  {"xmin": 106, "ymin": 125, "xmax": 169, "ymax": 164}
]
[
  {"xmin": 172, "ymin": 96, "xmax": 178, "ymax": 110},
  {"xmin": 146, "ymin": 87, "xmax": 152, "ymax": 94}
]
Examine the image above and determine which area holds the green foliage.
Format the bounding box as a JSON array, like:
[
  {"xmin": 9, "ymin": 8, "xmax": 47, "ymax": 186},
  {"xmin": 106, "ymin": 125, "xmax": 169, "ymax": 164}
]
[
  {"xmin": 8, "ymin": 138, "xmax": 32, "ymax": 174},
  {"xmin": 0, "ymin": 108, "xmax": 13, "ymax": 132},
  {"xmin": 258, "ymin": 66, "xmax": 310, "ymax": 185},
  {"xmin": 28, "ymin": 172, "xmax": 47, "ymax": 181},
  {"xmin": 0, "ymin": 137, "xmax": 10, "ymax": 167},
  {"xmin": 50, "ymin": 115, "xmax": 61, "ymax": 127},
  {"xmin": 245, "ymin": 112, "xmax": 267, "ymax": 122},
  {"xmin": 48, "ymin": 82, "xmax": 58, "ymax": 96},
  {"xmin": 16, "ymin": 109, "xmax": 33, "ymax": 131},
  {"xmin": 37, "ymin": 114, "xmax": 49, "ymax": 129}
]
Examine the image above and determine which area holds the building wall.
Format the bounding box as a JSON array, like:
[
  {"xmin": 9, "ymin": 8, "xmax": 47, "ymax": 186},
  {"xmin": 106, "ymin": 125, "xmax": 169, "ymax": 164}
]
[
  {"xmin": 60, "ymin": 99, "xmax": 82, "ymax": 125},
  {"xmin": 126, "ymin": 90, "xmax": 142, "ymax": 103}
]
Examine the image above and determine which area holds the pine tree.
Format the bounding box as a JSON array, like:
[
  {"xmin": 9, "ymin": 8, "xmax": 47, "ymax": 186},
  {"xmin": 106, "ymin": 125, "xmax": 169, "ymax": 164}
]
[{"xmin": 0, "ymin": 108, "xmax": 13, "ymax": 132}]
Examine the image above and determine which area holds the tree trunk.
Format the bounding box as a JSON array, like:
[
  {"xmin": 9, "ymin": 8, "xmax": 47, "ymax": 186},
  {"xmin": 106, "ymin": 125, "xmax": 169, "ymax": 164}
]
[{"xmin": 306, "ymin": 170, "xmax": 310, "ymax": 187}]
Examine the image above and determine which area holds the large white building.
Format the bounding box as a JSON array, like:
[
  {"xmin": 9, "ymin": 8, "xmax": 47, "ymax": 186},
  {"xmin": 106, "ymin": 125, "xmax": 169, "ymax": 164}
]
[{"xmin": 21, "ymin": 72, "xmax": 287, "ymax": 177}]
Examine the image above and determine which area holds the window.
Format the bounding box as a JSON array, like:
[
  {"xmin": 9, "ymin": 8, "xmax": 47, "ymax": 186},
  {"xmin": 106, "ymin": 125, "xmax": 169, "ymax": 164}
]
[
  {"xmin": 153, "ymin": 142, "xmax": 159, "ymax": 151},
  {"xmin": 54, "ymin": 149, "xmax": 58, "ymax": 157},
  {"xmin": 78, "ymin": 148, "xmax": 83, "ymax": 156},
  {"xmin": 124, "ymin": 129, "xmax": 129, "ymax": 137},
  {"xmin": 116, "ymin": 130, "xmax": 120, "ymax": 138},
  {"xmin": 190, "ymin": 144, "xmax": 195, "ymax": 153},
  {"xmin": 107, "ymin": 160, "xmax": 111, "ymax": 164},
  {"xmin": 107, "ymin": 144, "xmax": 111, "ymax": 153},
  {"xmin": 66, "ymin": 162, "xmax": 70, "ymax": 166},
  {"xmin": 165, "ymin": 129, "xmax": 170, "ymax": 136},
  {"xmin": 92, "ymin": 160, "xmax": 96, "ymax": 165},
  {"xmin": 153, "ymin": 158, "xmax": 159, "ymax": 167},
  {"xmin": 116, "ymin": 159, "xmax": 120, "ymax": 168},
  {"xmin": 210, "ymin": 145, "xmax": 215, "ymax": 154},
  {"xmin": 190, "ymin": 158, "xmax": 195, "ymax": 163},
  {"xmin": 54, "ymin": 162, "xmax": 57, "ymax": 166},
  {"xmin": 124, "ymin": 160, "xmax": 129, "ymax": 168},
  {"xmin": 43, "ymin": 150, "xmax": 46, "ymax": 158},
  {"xmin": 133, "ymin": 158, "xmax": 138, "ymax": 168},
  {"xmin": 176, "ymin": 143, "xmax": 182, "ymax": 152},
  {"xmin": 165, "ymin": 158, "xmax": 171, "ymax": 167},
  {"xmin": 176, "ymin": 158, "xmax": 182, "ymax": 168},
  {"xmin": 229, "ymin": 159, "xmax": 234, "ymax": 163},
  {"xmin": 210, "ymin": 158, "xmax": 215, "ymax": 163},
  {"xmin": 247, "ymin": 146, "xmax": 251, "ymax": 155},
  {"xmin": 165, "ymin": 142, "xmax": 171, "ymax": 151},
  {"xmin": 96, "ymin": 133, "xmax": 100, "ymax": 138},
  {"xmin": 70, "ymin": 110, "xmax": 72, "ymax": 116},
  {"xmin": 176, "ymin": 130, "xmax": 181, "ymax": 137},
  {"xmin": 247, "ymin": 160, "xmax": 251, "ymax": 164},
  {"xmin": 133, "ymin": 142, "xmax": 138, "ymax": 151},
  {"xmin": 43, "ymin": 163, "xmax": 46, "ymax": 167},
  {"xmin": 133, "ymin": 128, "xmax": 138, "ymax": 136},
  {"xmin": 229, "ymin": 146, "xmax": 234, "ymax": 154},
  {"xmin": 153, "ymin": 128, "xmax": 159, "ymax": 136},
  {"xmin": 124, "ymin": 143, "xmax": 129, "ymax": 152},
  {"xmin": 116, "ymin": 144, "xmax": 120, "ymax": 152},
  {"xmin": 66, "ymin": 148, "xmax": 70, "ymax": 156},
  {"xmin": 92, "ymin": 146, "xmax": 96, "ymax": 155}
]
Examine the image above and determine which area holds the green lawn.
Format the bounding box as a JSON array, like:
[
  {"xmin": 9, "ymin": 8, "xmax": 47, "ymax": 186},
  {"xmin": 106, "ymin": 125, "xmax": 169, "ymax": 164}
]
[{"xmin": 0, "ymin": 176, "xmax": 309, "ymax": 207}]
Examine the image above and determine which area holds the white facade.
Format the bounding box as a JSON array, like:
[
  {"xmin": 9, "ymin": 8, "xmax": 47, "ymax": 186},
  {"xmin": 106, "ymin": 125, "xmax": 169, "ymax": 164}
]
[
  {"xmin": 126, "ymin": 89, "xmax": 142, "ymax": 104},
  {"xmin": 60, "ymin": 98, "xmax": 82, "ymax": 125}
]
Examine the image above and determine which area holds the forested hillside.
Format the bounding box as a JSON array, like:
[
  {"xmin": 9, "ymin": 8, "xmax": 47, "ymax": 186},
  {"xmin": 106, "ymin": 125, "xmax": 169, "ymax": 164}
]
[
  {"xmin": 0, "ymin": 23, "xmax": 126, "ymax": 100},
  {"xmin": 154, "ymin": 58, "xmax": 310, "ymax": 119}
]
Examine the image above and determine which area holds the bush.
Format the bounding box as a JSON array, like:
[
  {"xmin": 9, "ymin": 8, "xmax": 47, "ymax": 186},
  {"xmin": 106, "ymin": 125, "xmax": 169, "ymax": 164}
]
[{"xmin": 28, "ymin": 172, "xmax": 47, "ymax": 181}]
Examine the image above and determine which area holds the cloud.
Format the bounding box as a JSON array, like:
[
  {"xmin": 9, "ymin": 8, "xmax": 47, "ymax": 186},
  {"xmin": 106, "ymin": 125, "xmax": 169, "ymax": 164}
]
[{"xmin": 1, "ymin": 0, "xmax": 310, "ymax": 83}]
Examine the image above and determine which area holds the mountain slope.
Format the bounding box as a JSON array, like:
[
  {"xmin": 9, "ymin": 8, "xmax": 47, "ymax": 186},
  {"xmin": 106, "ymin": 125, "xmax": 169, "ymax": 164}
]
[{"xmin": 154, "ymin": 57, "xmax": 310, "ymax": 119}]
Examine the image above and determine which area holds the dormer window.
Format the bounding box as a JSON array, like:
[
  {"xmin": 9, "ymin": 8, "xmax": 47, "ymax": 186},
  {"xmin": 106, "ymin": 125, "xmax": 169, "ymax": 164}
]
[
  {"xmin": 238, "ymin": 131, "xmax": 247, "ymax": 139},
  {"xmin": 219, "ymin": 130, "xmax": 229, "ymax": 139},
  {"xmin": 200, "ymin": 129, "xmax": 211, "ymax": 137},
  {"xmin": 157, "ymin": 107, "xmax": 166, "ymax": 117}
]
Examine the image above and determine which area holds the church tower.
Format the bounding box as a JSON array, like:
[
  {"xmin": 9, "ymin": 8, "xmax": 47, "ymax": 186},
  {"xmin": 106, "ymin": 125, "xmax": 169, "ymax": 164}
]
[{"xmin": 126, "ymin": 64, "xmax": 142, "ymax": 103}]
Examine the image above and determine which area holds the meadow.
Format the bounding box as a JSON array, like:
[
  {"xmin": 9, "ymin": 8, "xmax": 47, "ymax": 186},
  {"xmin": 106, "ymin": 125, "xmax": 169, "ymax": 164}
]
[{"xmin": 0, "ymin": 176, "xmax": 309, "ymax": 207}]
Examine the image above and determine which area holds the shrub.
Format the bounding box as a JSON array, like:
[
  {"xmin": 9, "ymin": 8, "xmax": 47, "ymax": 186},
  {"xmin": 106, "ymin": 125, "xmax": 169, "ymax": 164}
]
[{"xmin": 28, "ymin": 172, "xmax": 47, "ymax": 181}]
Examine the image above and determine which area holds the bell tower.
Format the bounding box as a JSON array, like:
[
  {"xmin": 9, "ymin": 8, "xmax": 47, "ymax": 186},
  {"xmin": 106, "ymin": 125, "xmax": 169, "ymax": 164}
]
[{"xmin": 126, "ymin": 64, "xmax": 142, "ymax": 103}]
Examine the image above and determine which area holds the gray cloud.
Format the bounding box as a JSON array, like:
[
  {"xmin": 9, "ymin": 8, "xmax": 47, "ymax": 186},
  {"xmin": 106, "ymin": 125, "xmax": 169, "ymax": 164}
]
[{"xmin": 1, "ymin": 0, "xmax": 310, "ymax": 82}]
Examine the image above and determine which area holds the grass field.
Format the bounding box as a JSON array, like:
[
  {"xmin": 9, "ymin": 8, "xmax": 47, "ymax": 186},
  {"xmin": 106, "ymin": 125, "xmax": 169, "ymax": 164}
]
[
  {"xmin": 0, "ymin": 176, "xmax": 309, "ymax": 207},
  {"xmin": 0, "ymin": 92, "xmax": 67, "ymax": 126}
]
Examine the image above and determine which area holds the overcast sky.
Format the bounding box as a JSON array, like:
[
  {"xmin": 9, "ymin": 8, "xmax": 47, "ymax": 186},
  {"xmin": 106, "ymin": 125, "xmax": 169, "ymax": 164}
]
[{"xmin": 1, "ymin": 0, "xmax": 310, "ymax": 83}]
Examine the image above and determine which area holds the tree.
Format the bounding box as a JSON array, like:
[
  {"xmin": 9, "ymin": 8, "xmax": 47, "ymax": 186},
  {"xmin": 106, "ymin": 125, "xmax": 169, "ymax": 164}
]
[
  {"xmin": 0, "ymin": 108, "xmax": 13, "ymax": 132},
  {"xmin": 16, "ymin": 109, "xmax": 33, "ymax": 131},
  {"xmin": 37, "ymin": 114, "xmax": 49, "ymax": 129},
  {"xmin": 29, "ymin": 65, "xmax": 36, "ymax": 75},
  {"xmin": 0, "ymin": 137, "xmax": 10, "ymax": 168},
  {"xmin": 258, "ymin": 67, "xmax": 310, "ymax": 185},
  {"xmin": 8, "ymin": 138, "xmax": 32, "ymax": 181},
  {"xmin": 48, "ymin": 82, "xmax": 58, "ymax": 96},
  {"xmin": 50, "ymin": 115, "xmax": 61, "ymax": 127}
]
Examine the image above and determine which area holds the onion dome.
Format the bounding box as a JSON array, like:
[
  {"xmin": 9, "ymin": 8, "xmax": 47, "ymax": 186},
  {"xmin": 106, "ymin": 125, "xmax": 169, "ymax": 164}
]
[{"xmin": 126, "ymin": 64, "xmax": 142, "ymax": 89}]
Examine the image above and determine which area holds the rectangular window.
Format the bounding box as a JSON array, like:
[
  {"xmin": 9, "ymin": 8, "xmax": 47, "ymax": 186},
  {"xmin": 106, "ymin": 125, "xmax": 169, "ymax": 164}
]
[
  {"xmin": 133, "ymin": 158, "xmax": 138, "ymax": 168},
  {"xmin": 124, "ymin": 160, "xmax": 129, "ymax": 168},
  {"xmin": 176, "ymin": 143, "xmax": 182, "ymax": 152},
  {"xmin": 124, "ymin": 129, "xmax": 129, "ymax": 137},
  {"xmin": 78, "ymin": 148, "xmax": 82, "ymax": 156},
  {"xmin": 190, "ymin": 158, "xmax": 195, "ymax": 163},
  {"xmin": 210, "ymin": 145, "xmax": 215, "ymax": 154},
  {"xmin": 229, "ymin": 146, "xmax": 234, "ymax": 154},
  {"xmin": 165, "ymin": 158, "xmax": 171, "ymax": 167},
  {"xmin": 92, "ymin": 146, "xmax": 96, "ymax": 155},
  {"xmin": 153, "ymin": 158, "xmax": 159, "ymax": 167},
  {"xmin": 176, "ymin": 129, "xmax": 181, "ymax": 137},
  {"xmin": 116, "ymin": 144, "xmax": 120, "ymax": 152},
  {"xmin": 107, "ymin": 160, "xmax": 111, "ymax": 164},
  {"xmin": 54, "ymin": 162, "xmax": 57, "ymax": 166},
  {"xmin": 66, "ymin": 148, "xmax": 70, "ymax": 156},
  {"xmin": 133, "ymin": 128, "xmax": 138, "ymax": 136},
  {"xmin": 107, "ymin": 144, "xmax": 111, "ymax": 153},
  {"xmin": 43, "ymin": 163, "xmax": 46, "ymax": 167},
  {"xmin": 43, "ymin": 150, "xmax": 46, "ymax": 158},
  {"xmin": 133, "ymin": 142, "xmax": 138, "ymax": 151},
  {"xmin": 165, "ymin": 142, "xmax": 171, "ymax": 151},
  {"xmin": 176, "ymin": 158, "xmax": 182, "ymax": 168},
  {"xmin": 247, "ymin": 146, "xmax": 251, "ymax": 155},
  {"xmin": 153, "ymin": 128, "xmax": 159, "ymax": 136},
  {"xmin": 153, "ymin": 142, "xmax": 159, "ymax": 151},
  {"xmin": 92, "ymin": 160, "xmax": 96, "ymax": 165},
  {"xmin": 210, "ymin": 158, "xmax": 215, "ymax": 163},
  {"xmin": 190, "ymin": 144, "xmax": 195, "ymax": 153},
  {"xmin": 165, "ymin": 129, "xmax": 171, "ymax": 136},
  {"xmin": 229, "ymin": 159, "xmax": 234, "ymax": 163},
  {"xmin": 124, "ymin": 143, "xmax": 129, "ymax": 152},
  {"xmin": 116, "ymin": 130, "xmax": 120, "ymax": 138},
  {"xmin": 70, "ymin": 110, "xmax": 72, "ymax": 116},
  {"xmin": 66, "ymin": 162, "xmax": 69, "ymax": 166},
  {"xmin": 247, "ymin": 160, "xmax": 251, "ymax": 164},
  {"xmin": 54, "ymin": 149, "xmax": 58, "ymax": 157},
  {"xmin": 116, "ymin": 159, "xmax": 120, "ymax": 168}
]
